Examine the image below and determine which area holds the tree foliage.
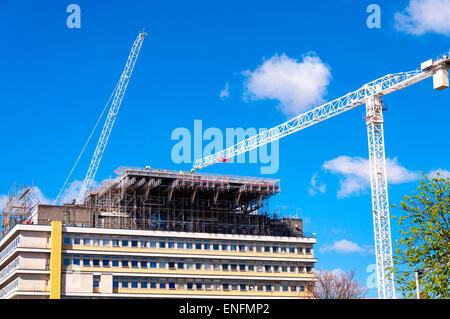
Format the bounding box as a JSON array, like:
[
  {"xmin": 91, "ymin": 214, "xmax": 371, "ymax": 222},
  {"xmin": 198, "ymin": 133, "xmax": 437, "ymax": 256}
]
[
  {"xmin": 390, "ymin": 173, "xmax": 450, "ymax": 298},
  {"xmin": 312, "ymin": 269, "xmax": 368, "ymax": 299}
]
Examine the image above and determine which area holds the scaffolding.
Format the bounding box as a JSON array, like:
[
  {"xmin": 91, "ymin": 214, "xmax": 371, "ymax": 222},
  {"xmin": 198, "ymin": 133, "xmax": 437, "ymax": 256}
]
[
  {"xmin": 1, "ymin": 185, "xmax": 39, "ymax": 238},
  {"xmin": 78, "ymin": 167, "xmax": 303, "ymax": 237}
]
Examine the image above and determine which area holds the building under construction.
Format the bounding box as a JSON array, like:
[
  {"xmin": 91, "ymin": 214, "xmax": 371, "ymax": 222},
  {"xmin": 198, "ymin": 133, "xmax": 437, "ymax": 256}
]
[{"xmin": 0, "ymin": 168, "xmax": 317, "ymax": 299}]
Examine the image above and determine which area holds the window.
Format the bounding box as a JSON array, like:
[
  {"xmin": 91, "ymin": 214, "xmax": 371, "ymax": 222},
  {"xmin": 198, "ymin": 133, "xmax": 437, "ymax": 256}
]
[
  {"xmin": 102, "ymin": 238, "xmax": 110, "ymax": 246},
  {"xmin": 256, "ymin": 264, "xmax": 263, "ymax": 272},
  {"xmin": 169, "ymin": 282, "xmax": 176, "ymax": 290},
  {"xmin": 230, "ymin": 242, "xmax": 237, "ymax": 251},
  {"xmin": 248, "ymin": 264, "xmax": 254, "ymax": 272},
  {"xmin": 186, "ymin": 240, "xmax": 193, "ymax": 249},
  {"xmin": 214, "ymin": 282, "xmax": 221, "ymax": 291},
  {"xmin": 121, "ymin": 277, "xmax": 128, "ymax": 288},
  {"xmin": 83, "ymin": 237, "xmax": 91, "ymax": 245},
  {"xmin": 223, "ymin": 283, "xmax": 229, "ymax": 291},
  {"xmin": 103, "ymin": 257, "xmax": 110, "ymax": 267},
  {"xmin": 150, "ymin": 281, "xmax": 157, "ymax": 289},
  {"xmin": 149, "ymin": 239, "xmax": 157, "ymax": 248},
  {"xmin": 159, "ymin": 259, "xmax": 166, "ymax": 269},
  {"xmin": 62, "ymin": 255, "xmax": 70, "ymax": 266},
  {"xmin": 141, "ymin": 279, "xmax": 148, "ymax": 289},
  {"xmin": 248, "ymin": 242, "xmax": 254, "ymax": 252},
  {"xmin": 257, "ymin": 284, "xmax": 264, "ymax": 291},
  {"xmin": 222, "ymin": 263, "xmax": 229, "ymax": 271},
  {"xmin": 195, "ymin": 240, "xmax": 202, "ymax": 250},
  {"xmin": 221, "ymin": 242, "xmax": 228, "ymax": 251},
  {"xmin": 92, "ymin": 238, "xmax": 100, "ymax": 246},
  {"xmin": 178, "ymin": 281, "xmax": 185, "ymax": 290},
  {"xmin": 274, "ymin": 265, "xmax": 280, "ymax": 273},
  {"xmin": 213, "ymin": 262, "xmax": 220, "ymax": 271},
  {"xmin": 122, "ymin": 239, "xmax": 129, "ymax": 247},
  {"xmin": 168, "ymin": 261, "xmax": 175, "ymax": 269},
  {"xmin": 112, "ymin": 239, "xmax": 120, "ymax": 247},
  {"xmin": 203, "ymin": 241, "xmax": 210, "ymax": 250},
  {"xmin": 187, "ymin": 282, "xmax": 194, "ymax": 290},
  {"xmin": 150, "ymin": 259, "xmax": 157, "ymax": 269},
  {"xmin": 213, "ymin": 242, "xmax": 219, "ymax": 251},
  {"xmin": 131, "ymin": 257, "xmax": 139, "ymax": 268},
  {"xmin": 306, "ymin": 266, "xmax": 312, "ymax": 273},
  {"xmin": 168, "ymin": 239, "xmax": 175, "ymax": 249},
  {"xmin": 113, "ymin": 278, "xmax": 119, "ymax": 289},
  {"xmin": 195, "ymin": 262, "xmax": 202, "ymax": 270},
  {"xmin": 140, "ymin": 239, "xmax": 147, "ymax": 248},
  {"xmin": 177, "ymin": 239, "xmax": 184, "ymax": 249},
  {"xmin": 186, "ymin": 261, "xmax": 193, "ymax": 270},
  {"xmin": 266, "ymin": 284, "xmax": 272, "ymax": 292},
  {"xmin": 280, "ymin": 245, "xmax": 287, "ymax": 253},
  {"xmin": 248, "ymin": 282, "xmax": 255, "ymax": 291},
  {"xmin": 205, "ymin": 282, "xmax": 212, "ymax": 290},
  {"xmin": 178, "ymin": 261, "xmax": 184, "ymax": 269},
  {"xmin": 272, "ymin": 244, "xmax": 278, "ymax": 253},
  {"xmin": 230, "ymin": 262, "xmax": 237, "ymax": 271},
  {"xmin": 93, "ymin": 257, "xmax": 100, "ymax": 267},
  {"xmin": 306, "ymin": 247, "xmax": 311, "ymax": 254},
  {"xmin": 290, "ymin": 284, "xmax": 297, "ymax": 292},
  {"xmin": 299, "ymin": 285, "xmax": 305, "ymax": 292},
  {"xmin": 131, "ymin": 279, "xmax": 138, "ymax": 289},
  {"xmin": 131, "ymin": 239, "xmax": 138, "ymax": 247},
  {"xmin": 255, "ymin": 242, "xmax": 262, "ymax": 252},
  {"xmin": 283, "ymin": 284, "xmax": 289, "ymax": 292},
  {"xmin": 240, "ymin": 283, "xmax": 246, "ymax": 291},
  {"xmin": 73, "ymin": 236, "xmax": 80, "ymax": 245},
  {"xmin": 121, "ymin": 257, "xmax": 129, "ymax": 268},
  {"xmin": 297, "ymin": 247, "xmax": 303, "ymax": 254},
  {"xmin": 298, "ymin": 266, "xmax": 304, "ymax": 273},
  {"xmin": 290, "ymin": 266, "xmax": 296, "ymax": 273},
  {"xmin": 112, "ymin": 257, "xmax": 119, "ymax": 267},
  {"xmin": 231, "ymin": 281, "xmax": 238, "ymax": 291},
  {"xmin": 264, "ymin": 243, "xmax": 271, "ymax": 252},
  {"xmin": 265, "ymin": 265, "xmax": 271, "ymax": 272},
  {"xmin": 63, "ymin": 236, "xmax": 71, "ymax": 245},
  {"xmin": 82, "ymin": 256, "xmax": 90, "ymax": 267},
  {"xmin": 159, "ymin": 239, "xmax": 166, "ymax": 249},
  {"xmin": 204, "ymin": 260, "xmax": 211, "ymax": 271},
  {"xmin": 274, "ymin": 284, "xmax": 280, "ymax": 291},
  {"xmin": 239, "ymin": 244, "xmax": 246, "ymax": 252},
  {"xmin": 159, "ymin": 281, "xmax": 166, "ymax": 289},
  {"xmin": 93, "ymin": 276, "xmax": 100, "ymax": 288},
  {"xmin": 289, "ymin": 246, "xmax": 295, "ymax": 254},
  {"xmin": 140, "ymin": 258, "xmax": 148, "ymax": 268}
]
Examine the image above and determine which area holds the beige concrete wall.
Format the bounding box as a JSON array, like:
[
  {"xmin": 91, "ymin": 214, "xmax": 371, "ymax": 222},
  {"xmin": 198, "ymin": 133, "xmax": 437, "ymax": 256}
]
[
  {"xmin": 18, "ymin": 273, "xmax": 47, "ymax": 292},
  {"xmin": 62, "ymin": 272, "xmax": 93, "ymax": 294},
  {"xmin": 18, "ymin": 252, "xmax": 48, "ymax": 270},
  {"xmin": 19, "ymin": 231, "xmax": 48, "ymax": 249},
  {"xmin": 100, "ymin": 274, "xmax": 113, "ymax": 294}
]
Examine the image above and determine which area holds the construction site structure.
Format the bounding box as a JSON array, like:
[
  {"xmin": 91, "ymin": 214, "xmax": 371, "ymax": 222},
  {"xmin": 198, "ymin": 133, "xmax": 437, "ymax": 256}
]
[
  {"xmin": 0, "ymin": 167, "xmax": 316, "ymax": 299},
  {"xmin": 193, "ymin": 51, "xmax": 450, "ymax": 299}
]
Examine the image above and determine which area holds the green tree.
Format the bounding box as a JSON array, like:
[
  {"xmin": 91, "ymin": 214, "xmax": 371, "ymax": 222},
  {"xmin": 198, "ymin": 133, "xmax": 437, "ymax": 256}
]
[{"xmin": 390, "ymin": 172, "xmax": 450, "ymax": 298}]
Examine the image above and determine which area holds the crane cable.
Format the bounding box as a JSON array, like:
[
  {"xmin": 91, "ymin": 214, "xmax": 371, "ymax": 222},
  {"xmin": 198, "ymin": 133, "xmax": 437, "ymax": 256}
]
[{"xmin": 54, "ymin": 82, "xmax": 119, "ymax": 204}]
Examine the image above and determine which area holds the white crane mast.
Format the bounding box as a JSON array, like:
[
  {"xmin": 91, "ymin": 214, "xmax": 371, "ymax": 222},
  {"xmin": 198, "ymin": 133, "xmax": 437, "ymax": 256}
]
[
  {"xmin": 77, "ymin": 31, "xmax": 147, "ymax": 204},
  {"xmin": 193, "ymin": 53, "xmax": 449, "ymax": 299}
]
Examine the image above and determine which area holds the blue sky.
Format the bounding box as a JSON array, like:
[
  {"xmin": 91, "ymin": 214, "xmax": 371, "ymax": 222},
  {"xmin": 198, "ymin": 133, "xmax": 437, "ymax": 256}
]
[{"xmin": 1, "ymin": 0, "xmax": 449, "ymax": 297}]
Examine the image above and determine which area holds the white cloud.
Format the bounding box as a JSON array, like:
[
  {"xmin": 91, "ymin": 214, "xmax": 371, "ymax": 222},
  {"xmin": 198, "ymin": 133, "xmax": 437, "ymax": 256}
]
[
  {"xmin": 308, "ymin": 172, "xmax": 326, "ymax": 195},
  {"xmin": 323, "ymin": 156, "xmax": 418, "ymax": 198},
  {"xmin": 320, "ymin": 239, "xmax": 366, "ymax": 254},
  {"xmin": 57, "ymin": 180, "xmax": 84, "ymax": 204},
  {"xmin": 395, "ymin": 0, "xmax": 450, "ymax": 36},
  {"xmin": 0, "ymin": 194, "xmax": 8, "ymax": 211},
  {"xmin": 427, "ymin": 169, "xmax": 450, "ymax": 179},
  {"xmin": 243, "ymin": 53, "xmax": 331, "ymax": 115},
  {"xmin": 219, "ymin": 82, "xmax": 230, "ymax": 100}
]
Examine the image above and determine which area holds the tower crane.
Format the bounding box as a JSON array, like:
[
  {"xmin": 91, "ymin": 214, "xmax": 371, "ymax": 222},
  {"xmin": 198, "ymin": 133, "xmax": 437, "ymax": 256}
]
[
  {"xmin": 193, "ymin": 52, "xmax": 450, "ymax": 299},
  {"xmin": 76, "ymin": 31, "xmax": 147, "ymax": 204}
]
